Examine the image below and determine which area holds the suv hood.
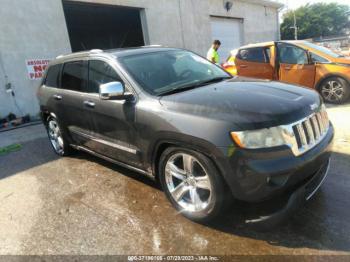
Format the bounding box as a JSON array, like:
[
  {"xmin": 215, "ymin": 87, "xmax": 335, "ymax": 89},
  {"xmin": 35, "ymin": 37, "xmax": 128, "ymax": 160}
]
[{"xmin": 159, "ymin": 77, "xmax": 322, "ymax": 130}]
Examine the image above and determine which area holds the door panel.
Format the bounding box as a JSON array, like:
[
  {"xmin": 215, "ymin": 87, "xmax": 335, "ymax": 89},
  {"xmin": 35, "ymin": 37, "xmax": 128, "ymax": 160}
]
[
  {"xmin": 41, "ymin": 64, "xmax": 65, "ymax": 122},
  {"xmin": 279, "ymin": 63, "xmax": 315, "ymax": 88},
  {"xmin": 88, "ymin": 97, "xmax": 141, "ymax": 167},
  {"xmin": 236, "ymin": 58, "xmax": 274, "ymax": 79},
  {"xmin": 86, "ymin": 60, "xmax": 141, "ymax": 167},
  {"xmin": 60, "ymin": 60, "xmax": 93, "ymax": 146},
  {"xmin": 236, "ymin": 47, "xmax": 274, "ymax": 79},
  {"xmin": 277, "ymin": 43, "xmax": 316, "ymax": 88}
]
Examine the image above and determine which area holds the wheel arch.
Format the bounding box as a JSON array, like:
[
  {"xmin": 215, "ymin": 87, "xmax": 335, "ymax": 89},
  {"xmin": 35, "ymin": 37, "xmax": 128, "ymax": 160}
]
[
  {"xmin": 150, "ymin": 134, "xmax": 228, "ymax": 186},
  {"xmin": 40, "ymin": 109, "xmax": 57, "ymax": 126},
  {"xmin": 315, "ymin": 73, "xmax": 350, "ymax": 91}
]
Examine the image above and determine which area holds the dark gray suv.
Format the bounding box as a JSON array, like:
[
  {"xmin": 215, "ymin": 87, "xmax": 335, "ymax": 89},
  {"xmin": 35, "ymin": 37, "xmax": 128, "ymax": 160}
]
[{"xmin": 38, "ymin": 47, "xmax": 333, "ymax": 224}]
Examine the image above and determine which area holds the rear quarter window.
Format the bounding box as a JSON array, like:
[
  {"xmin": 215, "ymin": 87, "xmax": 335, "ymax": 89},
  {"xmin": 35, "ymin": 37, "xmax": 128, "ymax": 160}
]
[{"xmin": 44, "ymin": 64, "xmax": 62, "ymax": 88}]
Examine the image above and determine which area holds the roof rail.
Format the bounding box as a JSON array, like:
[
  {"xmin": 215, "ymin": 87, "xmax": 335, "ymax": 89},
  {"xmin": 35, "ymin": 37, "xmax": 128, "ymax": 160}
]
[
  {"xmin": 141, "ymin": 45, "xmax": 162, "ymax": 48},
  {"xmin": 56, "ymin": 49, "xmax": 103, "ymax": 59}
]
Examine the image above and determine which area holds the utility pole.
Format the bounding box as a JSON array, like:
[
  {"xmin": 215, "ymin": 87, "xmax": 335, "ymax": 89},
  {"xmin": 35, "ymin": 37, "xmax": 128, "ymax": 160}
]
[{"xmin": 290, "ymin": 10, "xmax": 298, "ymax": 40}]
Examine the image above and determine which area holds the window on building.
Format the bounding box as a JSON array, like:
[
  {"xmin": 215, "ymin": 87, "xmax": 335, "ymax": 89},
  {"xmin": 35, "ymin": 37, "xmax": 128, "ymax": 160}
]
[
  {"xmin": 61, "ymin": 61, "xmax": 88, "ymax": 92},
  {"xmin": 88, "ymin": 60, "xmax": 121, "ymax": 93},
  {"xmin": 237, "ymin": 48, "xmax": 266, "ymax": 63},
  {"xmin": 278, "ymin": 44, "xmax": 309, "ymax": 64},
  {"xmin": 44, "ymin": 64, "xmax": 62, "ymax": 88}
]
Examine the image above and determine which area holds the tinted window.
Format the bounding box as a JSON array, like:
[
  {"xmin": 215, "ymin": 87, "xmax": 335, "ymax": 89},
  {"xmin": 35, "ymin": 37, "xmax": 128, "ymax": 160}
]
[
  {"xmin": 310, "ymin": 52, "xmax": 329, "ymax": 63},
  {"xmin": 265, "ymin": 48, "xmax": 271, "ymax": 61},
  {"xmin": 238, "ymin": 48, "xmax": 266, "ymax": 63},
  {"xmin": 278, "ymin": 44, "xmax": 308, "ymax": 64},
  {"xmin": 44, "ymin": 64, "xmax": 61, "ymax": 88},
  {"xmin": 88, "ymin": 60, "xmax": 121, "ymax": 93},
  {"xmin": 61, "ymin": 61, "xmax": 87, "ymax": 92}
]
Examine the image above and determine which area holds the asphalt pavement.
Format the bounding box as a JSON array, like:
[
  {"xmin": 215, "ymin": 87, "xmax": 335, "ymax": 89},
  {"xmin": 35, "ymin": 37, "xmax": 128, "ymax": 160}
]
[{"xmin": 0, "ymin": 103, "xmax": 349, "ymax": 255}]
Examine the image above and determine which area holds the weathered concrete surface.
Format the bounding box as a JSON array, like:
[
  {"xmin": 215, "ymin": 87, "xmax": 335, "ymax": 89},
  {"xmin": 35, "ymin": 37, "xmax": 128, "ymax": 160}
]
[{"xmin": 0, "ymin": 103, "xmax": 349, "ymax": 255}]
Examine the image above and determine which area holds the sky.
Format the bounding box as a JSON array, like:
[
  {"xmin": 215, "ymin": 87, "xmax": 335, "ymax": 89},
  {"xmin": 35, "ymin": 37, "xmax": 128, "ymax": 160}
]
[{"xmin": 277, "ymin": 0, "xmax": 350, "ymax": 10}]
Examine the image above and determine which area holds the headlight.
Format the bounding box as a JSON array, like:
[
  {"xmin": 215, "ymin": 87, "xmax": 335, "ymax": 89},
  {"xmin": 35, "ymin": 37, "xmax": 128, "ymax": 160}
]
[{"xmin": 231, "ymin": 127, "xmax": 286, "ymax": 149}]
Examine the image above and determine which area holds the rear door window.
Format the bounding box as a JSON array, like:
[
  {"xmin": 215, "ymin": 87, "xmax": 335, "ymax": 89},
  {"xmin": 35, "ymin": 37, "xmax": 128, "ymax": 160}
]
[
  {"xmin": 44, "ymin": 64, "xmax": 61, "ymax": 88},
  {"xmin": 237, "ymin": 48, "xmax": 266, "ymax": 63},
  {"xmin": 88, "ymin": 60, "xmax": 121, "ymax": 93},
  {"xmin": 61, "ymin": 61, "xmax": 88, "ymax": 92}
]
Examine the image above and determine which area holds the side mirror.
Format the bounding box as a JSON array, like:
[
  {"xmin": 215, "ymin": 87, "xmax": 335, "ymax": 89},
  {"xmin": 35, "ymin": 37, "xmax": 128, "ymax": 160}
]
[{"xmin": 99, "ymin": 81, "xmax": 133, "ymax": 100}]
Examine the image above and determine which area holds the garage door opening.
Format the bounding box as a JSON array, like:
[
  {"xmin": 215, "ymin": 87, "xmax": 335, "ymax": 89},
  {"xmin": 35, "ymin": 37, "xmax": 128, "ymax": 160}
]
[
  {"xmin": 210, "ymin": 16, "xmax": 243, "ymax": 63},
  {"xmin": 62, "ymin": 1, "xmax": 146, "ymax": 52}
]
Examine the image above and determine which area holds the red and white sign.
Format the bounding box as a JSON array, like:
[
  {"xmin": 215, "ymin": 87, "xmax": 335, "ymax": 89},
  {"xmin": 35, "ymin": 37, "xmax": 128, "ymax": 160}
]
[{"xmin": 25, "ymin": 59, "xmax": 50, "ymax": 80}]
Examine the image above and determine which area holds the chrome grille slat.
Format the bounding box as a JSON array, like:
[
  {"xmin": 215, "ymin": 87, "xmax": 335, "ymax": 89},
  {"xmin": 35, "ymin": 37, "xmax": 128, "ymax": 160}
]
[
  {"xmin": 311, "ymin": 115, "xmax": 320, "ymax": 140},
  {"xmin": 296, "ymin": 123, "xmax": 307, "ymax": 147},
  {"xmin": 316, "ymin": 113, "xmax": 325, "ymax": 133},
  {"xmin": 304, "ymin": 118, "xmax": 315, "ymax": 144},
  {"xmin": 286, "ymin": 107, "xmax": 330, "ymax": 156}
]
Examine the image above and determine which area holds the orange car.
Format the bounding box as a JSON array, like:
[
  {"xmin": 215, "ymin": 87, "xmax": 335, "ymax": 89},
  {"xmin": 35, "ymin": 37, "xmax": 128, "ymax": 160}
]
[{"xmin": 223, "ymin": 41, "xmax": 350, "ymax": 103}]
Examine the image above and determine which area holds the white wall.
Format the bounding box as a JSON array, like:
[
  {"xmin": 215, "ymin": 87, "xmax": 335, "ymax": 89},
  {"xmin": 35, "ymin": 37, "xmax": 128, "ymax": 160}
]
[
  {"xmin": 0, "ymin": 0, "xmax": 71, "ymax": 119},
  {"xmin": 0, "ymin": 0, "xmax": 280, "ymax": 118}
]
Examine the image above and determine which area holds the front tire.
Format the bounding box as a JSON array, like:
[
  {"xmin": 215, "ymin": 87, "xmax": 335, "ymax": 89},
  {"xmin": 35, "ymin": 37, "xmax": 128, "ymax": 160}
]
[
  {"xmin": 319, "ymin": 76, "xmax": 350, "ymax": 104},
  {"xmin": 159, "ymin": 147, "xmax": 227, "ymax": 222}
]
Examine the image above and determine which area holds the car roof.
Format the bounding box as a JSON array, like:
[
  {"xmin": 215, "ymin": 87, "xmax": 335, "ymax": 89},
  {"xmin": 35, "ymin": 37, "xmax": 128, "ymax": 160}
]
[
  {"xmin": 106, "ymin": 46, "xmax": 181, "ymax": 57},
  {"xmin": 54, "ymin": 46, "xmax": 181, "ymax": 62},
  {"xmin": 234, "ymin": 40, "xmax": 308, "ymax": 51}
]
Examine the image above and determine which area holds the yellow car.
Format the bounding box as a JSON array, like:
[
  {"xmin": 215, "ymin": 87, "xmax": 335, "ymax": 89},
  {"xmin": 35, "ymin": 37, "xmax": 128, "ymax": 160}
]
[
  {"xmin": 224, "ymin": 41, "xmax": 350, "ymax": 104},
  {"xmin": 222, "ymin": 49, "xmax": 238, "ymax": 76}
]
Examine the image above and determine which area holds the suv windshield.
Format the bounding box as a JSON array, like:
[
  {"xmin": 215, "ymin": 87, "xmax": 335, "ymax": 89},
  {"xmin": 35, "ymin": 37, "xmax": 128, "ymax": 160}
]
[
  {"xmin": 302, "ymin": 42, "xmax": 344, "ymax": 58},
  {"xmin": 118, "ymin": 50, "xmax": 231, "ymax": 95}
]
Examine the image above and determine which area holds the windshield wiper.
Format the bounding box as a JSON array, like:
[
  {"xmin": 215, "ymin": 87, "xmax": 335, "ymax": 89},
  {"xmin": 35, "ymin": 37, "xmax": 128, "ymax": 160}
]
[
  {"xmin": 158, "ymin": 76, "xmax": 231, "ymax": 96},
  {"xmin": 197, "ymin": 76, "xmax": 231, "ymax": 85}
]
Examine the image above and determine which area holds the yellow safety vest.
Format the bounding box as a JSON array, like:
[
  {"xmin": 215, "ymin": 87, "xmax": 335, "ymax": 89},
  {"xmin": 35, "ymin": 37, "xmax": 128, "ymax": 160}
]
[{"xmin": 207, "ymin": 48, "xmax": 219, "ymax": 63}]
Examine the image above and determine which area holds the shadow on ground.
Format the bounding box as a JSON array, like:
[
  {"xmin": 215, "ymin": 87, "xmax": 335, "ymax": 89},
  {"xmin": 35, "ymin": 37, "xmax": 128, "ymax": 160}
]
[{"xmin": 70, "ymin": 149, "xmax": 350, "ymax": 253}]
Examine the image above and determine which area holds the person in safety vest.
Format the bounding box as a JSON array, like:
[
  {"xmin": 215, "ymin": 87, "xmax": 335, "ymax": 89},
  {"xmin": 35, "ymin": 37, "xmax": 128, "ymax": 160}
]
[{"xmin": 207, "ymin": 40, "xmax": 221, "ymax": 64}]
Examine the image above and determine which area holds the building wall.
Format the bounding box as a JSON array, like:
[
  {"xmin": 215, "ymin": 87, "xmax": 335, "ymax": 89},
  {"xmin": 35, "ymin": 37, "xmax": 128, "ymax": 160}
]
[
  {"xmin": 0, "ymin": 0, "xmax": 71, "ymax": 119},
  {"xmin": 0, "ymin": 0, "xmax": 280, "ymax": 118}
]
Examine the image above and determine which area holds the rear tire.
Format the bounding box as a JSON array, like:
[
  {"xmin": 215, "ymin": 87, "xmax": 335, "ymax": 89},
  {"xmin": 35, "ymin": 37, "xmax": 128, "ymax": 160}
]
[
  {"xmin": 46, "ymin": 116, "xmax": 72, "ymax": 156},
  {"xmin": 159, "ymin": 147, "xmax": 228, "ymax": 223},
  {"xmin": 319, "ymin": 76, "xmax": 350, "ymax": 104}
]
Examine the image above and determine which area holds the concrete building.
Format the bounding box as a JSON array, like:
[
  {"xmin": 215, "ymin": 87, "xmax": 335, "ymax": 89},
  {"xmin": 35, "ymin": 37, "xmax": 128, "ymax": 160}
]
[{"xmin": 0, "ymin": 0, "xmax": 282, "ymax": 118}]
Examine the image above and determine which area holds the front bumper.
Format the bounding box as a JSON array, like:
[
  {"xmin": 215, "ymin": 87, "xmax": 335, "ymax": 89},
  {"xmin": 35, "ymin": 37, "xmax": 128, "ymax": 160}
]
[
  {"xmin": 244, "ymin": 159, "xmax": 330, "ymax": 228},
  {"xmin": 216, "ymin": 123, "xmax": 334, "ymax": 202}
]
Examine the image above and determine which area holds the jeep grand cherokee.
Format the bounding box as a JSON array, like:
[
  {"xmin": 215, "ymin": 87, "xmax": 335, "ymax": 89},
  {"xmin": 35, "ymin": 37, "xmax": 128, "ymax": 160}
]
[{"xmin": 37, "ymin": 47, "xmax": 333, "ymax": 223}]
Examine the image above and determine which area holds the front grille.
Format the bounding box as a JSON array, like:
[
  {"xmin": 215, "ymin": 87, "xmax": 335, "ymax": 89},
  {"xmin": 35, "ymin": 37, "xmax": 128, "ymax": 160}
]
[{"xmin": 289, "ymin": 109, "xmax": 330, "ymax": 156}]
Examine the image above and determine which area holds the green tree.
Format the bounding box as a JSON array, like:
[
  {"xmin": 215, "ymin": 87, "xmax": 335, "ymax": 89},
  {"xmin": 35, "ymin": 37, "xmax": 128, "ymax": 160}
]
[{"xmin": 281, "ymin": 3, "xmax": 350, "ymax": 40}]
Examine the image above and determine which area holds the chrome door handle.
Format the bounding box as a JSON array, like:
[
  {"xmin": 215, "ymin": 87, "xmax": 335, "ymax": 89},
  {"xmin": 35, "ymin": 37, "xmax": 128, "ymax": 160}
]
[
  {"xmin": 83, "ymin": 100, "xmax": 95, "ymax": 108},
  {"xmin": 53, "ymin": 94, "xmax": 62, "ymax": 100}
]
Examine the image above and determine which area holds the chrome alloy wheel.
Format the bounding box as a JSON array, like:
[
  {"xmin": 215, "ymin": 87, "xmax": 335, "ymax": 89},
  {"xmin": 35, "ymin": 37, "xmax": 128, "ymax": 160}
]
[
  {"xmin": 164, "ymin": 153, "xmax": 212, "ymax": 212},
  {"xmin": 48, "ymin": 119, "xmax": 64, "ymax": 155},
  {"xmin": 321, "ymin": 80, "xmax": 344, "ymax": 102}
]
